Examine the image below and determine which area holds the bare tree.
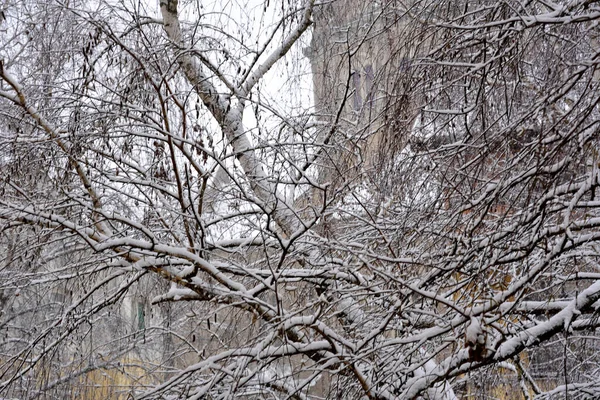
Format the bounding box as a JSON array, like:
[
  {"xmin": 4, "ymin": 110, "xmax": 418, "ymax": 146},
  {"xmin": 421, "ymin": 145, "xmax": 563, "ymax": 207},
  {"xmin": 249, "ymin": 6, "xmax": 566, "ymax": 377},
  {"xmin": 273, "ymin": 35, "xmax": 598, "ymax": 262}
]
[{"xmin": 1, "ymin": 0, "xmax": 600, "ymax": 399}]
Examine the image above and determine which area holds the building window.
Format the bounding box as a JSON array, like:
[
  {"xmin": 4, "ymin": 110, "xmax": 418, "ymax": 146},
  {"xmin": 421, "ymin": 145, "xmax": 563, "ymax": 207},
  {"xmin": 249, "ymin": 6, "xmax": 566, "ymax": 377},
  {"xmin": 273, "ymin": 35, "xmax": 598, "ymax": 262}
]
[
  {"xmin": 352, "ymin": 70, "xmax": 363, "ymax": 110},
  {"xmin": 351, "ymin": 65, "xmax": 376, "ymax": 112},
  {"xmin": 137, "ymin": 301, "xmax": 145, "ymax": 331},
  {"xmin": 399, "ymin": 57, "xmax": 412, "ymax": 73},
  {"xmin": 365, "ymin": 64, "xmax": 374, "ymax": 108}
]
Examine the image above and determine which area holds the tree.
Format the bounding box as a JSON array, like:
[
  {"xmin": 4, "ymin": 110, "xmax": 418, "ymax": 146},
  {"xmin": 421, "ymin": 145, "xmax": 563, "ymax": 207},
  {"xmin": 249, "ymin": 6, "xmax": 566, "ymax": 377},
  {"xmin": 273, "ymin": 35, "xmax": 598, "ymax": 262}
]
[{"xmin": 1, "ymin": 0, "xmax": 600, "ymax": 399}]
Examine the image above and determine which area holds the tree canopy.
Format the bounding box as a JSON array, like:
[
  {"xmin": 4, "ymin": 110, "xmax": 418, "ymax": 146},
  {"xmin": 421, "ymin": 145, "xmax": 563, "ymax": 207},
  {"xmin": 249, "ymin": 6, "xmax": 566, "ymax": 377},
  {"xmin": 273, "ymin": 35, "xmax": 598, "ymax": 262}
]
[{"xmin": 1, "ymin": 0, "xmax": 600, "ymax": 399}]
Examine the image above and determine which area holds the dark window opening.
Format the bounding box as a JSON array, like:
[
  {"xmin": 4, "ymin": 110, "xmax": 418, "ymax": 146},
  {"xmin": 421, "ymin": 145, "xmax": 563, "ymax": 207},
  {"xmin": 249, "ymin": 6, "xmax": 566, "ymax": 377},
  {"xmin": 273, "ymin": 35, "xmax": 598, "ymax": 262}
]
[
  {"xmin": 365, "ymin": 64, "xmax": 374, "ymax": 108},
  {"xmin": 137, "ymin": 301, "xmax": 145, "ymax": 331},
  {"xmin": 352, "ymin": 70, "xmax": 363, "ymax": 110}
]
